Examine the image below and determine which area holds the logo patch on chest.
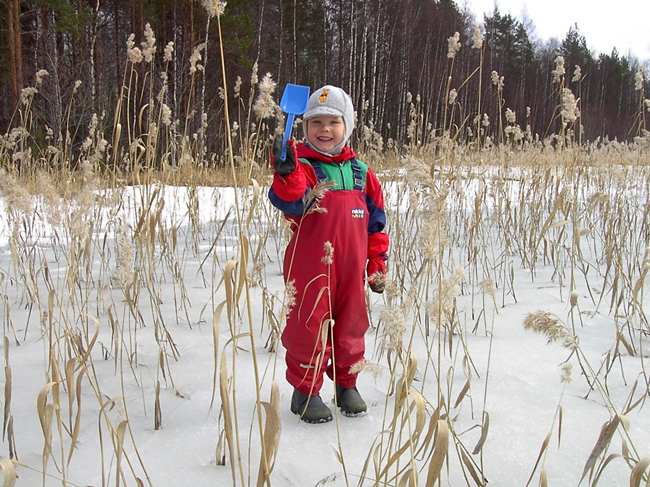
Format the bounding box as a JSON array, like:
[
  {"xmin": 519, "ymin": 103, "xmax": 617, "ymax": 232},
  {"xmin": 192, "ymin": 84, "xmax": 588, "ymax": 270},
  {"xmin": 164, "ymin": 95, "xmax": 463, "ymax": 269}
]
[{"xmin": 351, "ymin": 208, "xmax": 365, "ymax": 219}]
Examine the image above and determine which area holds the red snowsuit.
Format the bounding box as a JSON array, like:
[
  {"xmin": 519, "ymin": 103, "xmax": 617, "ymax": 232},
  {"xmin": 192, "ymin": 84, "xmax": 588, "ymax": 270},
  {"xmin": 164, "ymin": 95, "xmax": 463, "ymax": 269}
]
[{"xmin": 269, "ymin": 143, "xmax": 389, "ymax": 395}]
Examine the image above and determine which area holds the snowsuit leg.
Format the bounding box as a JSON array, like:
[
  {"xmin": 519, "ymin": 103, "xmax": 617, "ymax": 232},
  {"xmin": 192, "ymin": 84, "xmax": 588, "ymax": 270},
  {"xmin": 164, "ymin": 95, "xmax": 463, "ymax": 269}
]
[
  {"xmin": 326, "ymin": 266, "xmax": 369, "ymax": 389},
  {"xmin": 282, "ymin": 190, "xmax": 369, "ymax": 396},
  {"xmin": 282, "ymin": 265, "xmax": 333, "ymax": 395}
]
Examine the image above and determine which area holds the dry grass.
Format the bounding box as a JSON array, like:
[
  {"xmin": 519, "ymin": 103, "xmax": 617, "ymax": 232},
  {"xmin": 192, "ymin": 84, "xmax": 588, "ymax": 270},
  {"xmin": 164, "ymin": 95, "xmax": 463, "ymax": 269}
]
[{"xmin": 0, "ymin": 17, "xmax": 649, "ymax": 487}]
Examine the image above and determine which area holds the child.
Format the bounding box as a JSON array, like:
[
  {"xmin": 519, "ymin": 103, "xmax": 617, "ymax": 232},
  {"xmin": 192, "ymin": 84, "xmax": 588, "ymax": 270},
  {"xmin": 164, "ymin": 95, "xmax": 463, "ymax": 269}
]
[{"xmin": 269, "ymin": 85, "xmax": 389, "ymax": 423}]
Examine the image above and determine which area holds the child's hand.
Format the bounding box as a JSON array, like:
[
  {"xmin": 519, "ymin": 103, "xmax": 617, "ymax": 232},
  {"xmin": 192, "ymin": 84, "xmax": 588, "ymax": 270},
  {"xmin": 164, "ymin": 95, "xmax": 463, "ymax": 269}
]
[
  {"xmin": 367, "ymin": 258, "xmax": 387, "ymax": 294},
  {"xmin": 369, "ymin": 276, "xmax": 385, "ymax": 294},
  {"xmin": 271, "ymin": 135, "xmax": 297, "ymax": 175}
]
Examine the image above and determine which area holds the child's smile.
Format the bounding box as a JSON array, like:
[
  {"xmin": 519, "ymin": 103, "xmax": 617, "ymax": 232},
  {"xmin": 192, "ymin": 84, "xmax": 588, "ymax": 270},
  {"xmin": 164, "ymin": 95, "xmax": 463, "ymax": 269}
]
[{"xmin": 306, "ymin": 115, "xmax": 346, "ymax": 154}]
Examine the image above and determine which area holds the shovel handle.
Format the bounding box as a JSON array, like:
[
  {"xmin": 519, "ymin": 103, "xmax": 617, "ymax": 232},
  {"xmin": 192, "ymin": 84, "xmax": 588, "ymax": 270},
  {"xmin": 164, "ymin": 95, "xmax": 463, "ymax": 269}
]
[{"xmin": 280, "ymin": 113, "xmax": 296, "ymax": 162}]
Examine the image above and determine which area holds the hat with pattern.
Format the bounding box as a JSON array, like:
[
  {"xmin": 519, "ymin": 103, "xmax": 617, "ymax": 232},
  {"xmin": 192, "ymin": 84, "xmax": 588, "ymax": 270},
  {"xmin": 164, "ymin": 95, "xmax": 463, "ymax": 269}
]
[{"xmin": 303, "ymin": 85, "xmax": 355, "ymax": 155}]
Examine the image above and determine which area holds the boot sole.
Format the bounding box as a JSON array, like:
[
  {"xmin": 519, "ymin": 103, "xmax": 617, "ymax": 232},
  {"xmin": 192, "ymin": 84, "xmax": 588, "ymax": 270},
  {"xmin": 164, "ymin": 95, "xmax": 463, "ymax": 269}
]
[
  {"xmin": 294, "ymin": 414, "xmax": 333, "ymax": 424},
  {"xmin": 291, "ymin": 407, "xmax": 333, "ymax": 423},
  {"xmin": 339, "ymin": 409, "xmax": 367, "ymax": 418},
  {"xmin": 290, "ymin": 402, "xmax": 333, "ymax": 423}
]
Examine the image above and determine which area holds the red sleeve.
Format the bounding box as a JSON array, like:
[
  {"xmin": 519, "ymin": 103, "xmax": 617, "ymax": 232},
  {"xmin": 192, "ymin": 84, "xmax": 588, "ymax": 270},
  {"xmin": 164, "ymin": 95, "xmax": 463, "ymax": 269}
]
[
  {"xmin": 368, "ymin": 232, "xmax": 389, "ymax": 260},
  {"xmin": 364, "ymin": 168, "xmax": 385, "ymax": 213},
  {"xmin": 271, "ymin": 163, "xmax": 307, "ymax": 201},
  {"xmin": 272, "ymin": 160, "xmax": 322, "ymax": 199},
  {"xmin": 365, "ymin": 167, "xmax": 389, "ymax": 260}
]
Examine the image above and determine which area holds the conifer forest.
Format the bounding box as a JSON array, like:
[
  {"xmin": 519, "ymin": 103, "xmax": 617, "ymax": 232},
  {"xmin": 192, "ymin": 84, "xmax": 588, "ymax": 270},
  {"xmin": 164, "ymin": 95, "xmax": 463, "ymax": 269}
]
[{"xmin": 2, "ymin": 0, "xmax": 649, "ymax": 163}]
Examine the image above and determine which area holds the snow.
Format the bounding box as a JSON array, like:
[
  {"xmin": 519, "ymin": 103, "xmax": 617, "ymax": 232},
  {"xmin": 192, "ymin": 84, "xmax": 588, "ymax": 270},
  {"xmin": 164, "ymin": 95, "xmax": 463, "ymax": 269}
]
[{"xmin": 0, "ymin": 168, "xmax": 648, "ymax": 486}]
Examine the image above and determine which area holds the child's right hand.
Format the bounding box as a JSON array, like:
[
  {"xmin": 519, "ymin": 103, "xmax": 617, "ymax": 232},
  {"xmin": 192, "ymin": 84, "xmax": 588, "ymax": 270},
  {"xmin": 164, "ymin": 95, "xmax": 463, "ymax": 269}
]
[{"xmin": 271, "ymin": 135, "xmax": 297, "ymax": 176}]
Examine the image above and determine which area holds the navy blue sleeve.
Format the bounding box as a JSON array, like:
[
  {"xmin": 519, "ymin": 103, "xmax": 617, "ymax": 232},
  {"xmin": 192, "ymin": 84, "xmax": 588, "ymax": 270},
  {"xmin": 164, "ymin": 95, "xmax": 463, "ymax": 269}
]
[
  {"xmin": 268, "ymin": 186, "xmax": 310, "ymax": 218},
  {"xmin": 365, "ymin": 194, "xmax": 386, "ymax": 235}
]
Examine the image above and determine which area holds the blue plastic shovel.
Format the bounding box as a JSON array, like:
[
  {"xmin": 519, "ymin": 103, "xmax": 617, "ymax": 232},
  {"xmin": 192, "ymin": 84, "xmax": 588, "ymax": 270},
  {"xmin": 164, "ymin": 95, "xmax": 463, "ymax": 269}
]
[{"xmin": 279, "ymin": 83, "xmax": 310, "ymax": 161}]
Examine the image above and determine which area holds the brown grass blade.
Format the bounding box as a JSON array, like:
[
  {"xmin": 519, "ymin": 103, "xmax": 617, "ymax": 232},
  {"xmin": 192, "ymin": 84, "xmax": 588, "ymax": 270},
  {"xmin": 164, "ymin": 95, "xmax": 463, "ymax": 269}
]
[
  {"xmin": 632, "ymin": 263, "xmax": 649, "ymax": 310},
  {"xmin": 256, "ymin": 383, "xmax": 282, "ymax": 486},
  {"xmin": 398, "ymin": 467, "xmax": 417, "ymax": 487},
  {"xmin": 580, "ymin": 416, "xmax": 619, "ymax": 484},
  {"xmin": 198, "ymin": 207, "xmax": 232, "ymax": 275},
  {"xmin": 115, "ymin": 419, "xmax": 128, "ymax": 482},
  {"xmin": 79, "ymin": 315, "xmax": 101, "ymax": 365},
  {"xmin": 65, "ymin": 358, "xmax": 75, "ymax": 423},
  {"xmin": 453, "ymin": 376, "xmax": 471, "ymax": 409},
  {"xmin": 237, "ymin": 235, "xmax": 249, "ymax": 300},
  {"xmin": 6, "ymin": 417, "xmax": 15, "ymax": 460},
  {"xmin": 333, "ymin": 446, "xmax": 344, "ymax": 465},
  {"xmin": 0, "ymin": 457, "xmax": 16, "ymax": 487},
  {"xmin": 3, "ymin": 366, "xmax": 11, "ymax": 441},
  {"xmin": 425, "ymin": 419, "xmax": 449, "ymax": 486},
  {"xmin": 209, "ymin": 301, "xmax": 227, "ymax": 413},
  {"xmin": 391, "ymin": 378, "xmax": 409, "ymax": 424},
  {"xmin": 37, "ymin": 381, "xmax": 57, "ymax": 440},
  {"xmin": 68, "ymin": 365, "xmax": 88, "ymax": 467},
  {"xmin": 221, "ymin": 260, "xmax": 238, "ymax": 333},
  {"xmin": 357, "ymin": 435, "xmax": 383, "ymax": 485},
  {"xmin": 460, "ymin": 448, "xmax": 485, "ymax": 486},
  {"xmin": 215, "ymin": 430, "xmax": 227, "ymax": 466},
  {"xmin": 557, "ymin": 404, "xmax": 563, "ymax": 447},
  {"xmin": 525, "ymin": 431, "xmax": 551, "ymax": 487},
  {"xmin": 472, "ymin": 411, "xmax": 489, "ymax": 455},
  {"xmin": 246, "ymin": 178, "xmax": 260, "ymax": 229},
  {"xmin": 154, "ymin": 381, "xmax": 162, "ymax": 430},
  {"xmin": 219, "ymin": 341, "xmax": 236, "ymax": 484},
  {"xmin": 540, "ymin": 468, "xmax": 547, "ymax": 487},
  {"xmin": 623, "ymin": 380, "xmax": 645, "ymax": 415},
  {"xmin": 415, "ymin": 408, "xmax": 440, "ymax": 460},
  {"xmin": 630, "ymin": 456, "xmax": 650, "ymax": 487},
  {"xmin": 533, "ymin": 187, "xmax": 565, "ymax": 257},
  {"xmin": 3, "ymin": 338, "xmax": 9, "ymax": 432},
  {"xmin": 133, "ymin": 186, "xmax": 160, "ymax": 237},
  {"xmin": 376, "ymin": 392, "xmax": 428, "ymax": 481},
  {"xmin": 41, "ymin": 405, "xmax": 56, "ymax": 476},
  {"xmin": 617, "ymin": 329, "xmax": 636, "ymax": 357},
  {"xmin": 548, "ymin": 220, "xmax": 571, "ymax": 230},
  {"xmin": 590, "ymin": 453, "xmax": 623, "ymax": 487},
  {"xmin": 405, "ymin": 351, "xmax": 418, "ymax": 388}
]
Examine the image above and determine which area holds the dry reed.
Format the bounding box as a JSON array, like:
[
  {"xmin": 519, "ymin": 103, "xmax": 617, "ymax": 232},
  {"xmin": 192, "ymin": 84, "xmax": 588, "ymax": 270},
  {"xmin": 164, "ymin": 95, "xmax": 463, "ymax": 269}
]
[{"xmin": 0, "ymin": 18, "xmax": 649, "ymax": 487}]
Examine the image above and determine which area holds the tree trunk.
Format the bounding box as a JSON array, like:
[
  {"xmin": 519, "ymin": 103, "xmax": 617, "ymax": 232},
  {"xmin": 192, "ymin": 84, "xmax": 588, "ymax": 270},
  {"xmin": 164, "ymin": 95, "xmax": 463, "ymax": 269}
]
[
  {"xmin": 292, "ymin": 0, "xmax": 297, "ymax": 80},
  {"xmin": 277, "ymin": 0, "xmax": 283, "ymax": 84},
  {"xmin": 35, "ymin": 5, "xmax": 63, "ymax": 140},
  {"xmin": 90, "ymin": 0, "xmax": 100, "ymax": 112},
  {"xmin": 7, "ymin": 0, "xmax": 23, "ymax": 108}
]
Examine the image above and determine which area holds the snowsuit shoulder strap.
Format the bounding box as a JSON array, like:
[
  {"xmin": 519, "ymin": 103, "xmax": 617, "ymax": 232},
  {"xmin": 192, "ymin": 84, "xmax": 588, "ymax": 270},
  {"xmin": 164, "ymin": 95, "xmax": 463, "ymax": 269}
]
[
  {"xmin": 299, "ymin": 157, "xmax": 367, "ymax": 191},
  {"xmin": 350, "ymin": 159, "xmax": 366, "ymax": 191}
]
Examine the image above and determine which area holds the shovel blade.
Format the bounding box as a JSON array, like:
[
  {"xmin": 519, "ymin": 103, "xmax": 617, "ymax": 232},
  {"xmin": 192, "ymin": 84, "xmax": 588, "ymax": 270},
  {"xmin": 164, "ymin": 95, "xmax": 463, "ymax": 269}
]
[
  {"xmin": 280, "ymin": 83, "xmax": 310, "ymax": 115},
  {"xmin": 279, "ymin": 84, "xmax": 310, "ymax": 161}
]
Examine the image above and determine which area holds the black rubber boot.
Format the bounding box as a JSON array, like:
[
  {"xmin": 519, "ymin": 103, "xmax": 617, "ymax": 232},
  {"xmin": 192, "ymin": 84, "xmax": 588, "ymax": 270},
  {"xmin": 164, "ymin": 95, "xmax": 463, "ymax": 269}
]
[
  {"xmin": 335, "ymin": 384, "xmax": 367, "ymax": 416},
  {"xmin": 291, "ymin": 389, "xmax": 333, "ymax": 424}
]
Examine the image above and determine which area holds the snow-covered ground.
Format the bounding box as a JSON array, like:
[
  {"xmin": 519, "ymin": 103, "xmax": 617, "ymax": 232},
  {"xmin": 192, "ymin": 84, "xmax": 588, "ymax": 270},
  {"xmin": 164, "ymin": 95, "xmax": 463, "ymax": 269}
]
[{"xmin": 0, "ymin": 165, "xmax": 648, "ymax": 486}]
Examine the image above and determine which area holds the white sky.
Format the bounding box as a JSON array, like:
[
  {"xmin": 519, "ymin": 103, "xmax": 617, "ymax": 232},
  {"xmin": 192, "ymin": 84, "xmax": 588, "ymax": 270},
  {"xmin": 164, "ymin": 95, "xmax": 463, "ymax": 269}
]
[{"xmin": 464, "ymin": 0, "xmax": 650, "ymax": 61}]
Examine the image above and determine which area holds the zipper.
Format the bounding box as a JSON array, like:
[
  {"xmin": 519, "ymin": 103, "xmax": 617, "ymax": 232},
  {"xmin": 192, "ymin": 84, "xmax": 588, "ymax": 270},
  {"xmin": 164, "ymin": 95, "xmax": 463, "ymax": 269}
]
[{"xmin": 338, "ymin": 162, "xmax": 346, "ymax": 190}]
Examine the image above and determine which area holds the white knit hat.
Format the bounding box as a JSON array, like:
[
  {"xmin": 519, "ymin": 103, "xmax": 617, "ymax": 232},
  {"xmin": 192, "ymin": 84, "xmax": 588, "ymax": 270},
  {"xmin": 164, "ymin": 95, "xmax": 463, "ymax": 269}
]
[{"xmin": 303, "ymin": 85, "xmax": 355, "ymax": 155}]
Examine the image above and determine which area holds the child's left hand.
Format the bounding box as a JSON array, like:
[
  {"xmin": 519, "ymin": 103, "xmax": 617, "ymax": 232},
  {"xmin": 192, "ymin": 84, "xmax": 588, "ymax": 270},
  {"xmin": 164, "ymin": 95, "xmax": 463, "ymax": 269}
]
[
  {"xmin": 370, "ymin": 276, "xmax": 385, "ymax": 294},
  {"xmin": 367, "ymin": 258, "xmax": 387, "ymax": 293}
]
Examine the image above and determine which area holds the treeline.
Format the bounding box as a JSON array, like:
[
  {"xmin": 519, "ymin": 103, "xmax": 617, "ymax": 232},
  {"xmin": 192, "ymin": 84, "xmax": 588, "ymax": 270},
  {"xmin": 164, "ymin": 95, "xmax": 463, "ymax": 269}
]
[{"xmin": 1, "ymin": 0, "xmax": 648, "ymax": 165}]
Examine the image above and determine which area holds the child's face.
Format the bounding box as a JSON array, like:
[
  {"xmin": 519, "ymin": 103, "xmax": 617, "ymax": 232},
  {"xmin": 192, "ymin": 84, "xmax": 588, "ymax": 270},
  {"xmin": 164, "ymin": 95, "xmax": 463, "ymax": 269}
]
[{"xmin": 306, "ymin": 116, "xmax": 346, "ymax": 154}]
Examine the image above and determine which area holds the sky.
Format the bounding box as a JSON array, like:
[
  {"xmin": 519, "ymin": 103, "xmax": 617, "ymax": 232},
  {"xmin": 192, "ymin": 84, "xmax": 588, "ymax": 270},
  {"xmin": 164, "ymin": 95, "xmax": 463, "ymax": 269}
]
[{"xmin": 464, "ymin": 0, "xmax": 650, "ymax": 61}]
